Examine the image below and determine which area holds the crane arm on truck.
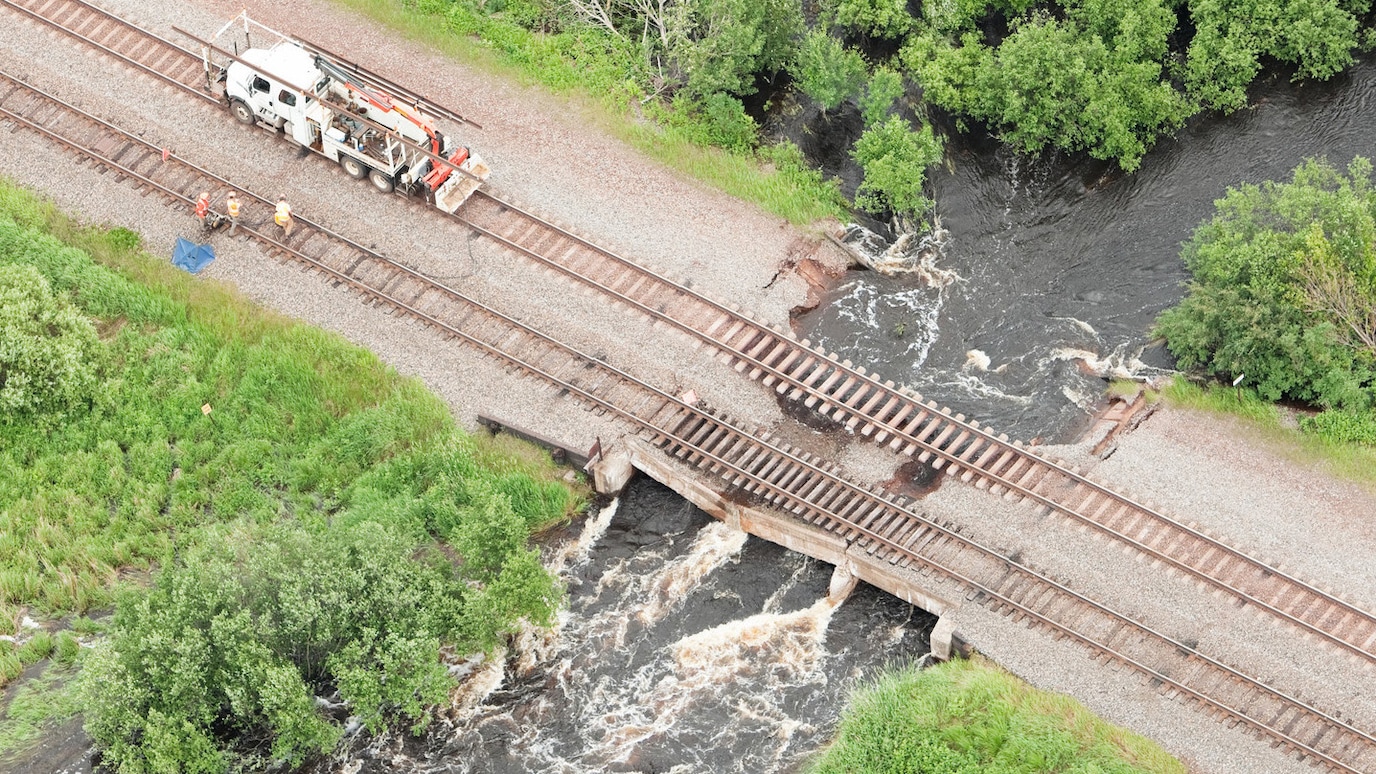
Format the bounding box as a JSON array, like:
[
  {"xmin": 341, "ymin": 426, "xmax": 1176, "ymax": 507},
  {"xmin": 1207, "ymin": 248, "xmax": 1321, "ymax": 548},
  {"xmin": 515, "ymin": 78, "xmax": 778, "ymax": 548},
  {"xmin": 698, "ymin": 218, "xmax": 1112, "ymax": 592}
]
[{"xmin": 315, "ymin": 56, "xmax": 443, "ymax": 156}]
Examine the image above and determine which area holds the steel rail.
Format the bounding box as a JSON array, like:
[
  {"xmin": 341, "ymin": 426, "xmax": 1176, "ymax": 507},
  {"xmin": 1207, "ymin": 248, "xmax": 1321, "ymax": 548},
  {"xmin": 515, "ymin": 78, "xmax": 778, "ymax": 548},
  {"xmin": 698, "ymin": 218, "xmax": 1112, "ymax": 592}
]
[
  {"xmin": 290, "ymin": 33, "xmax": 481, "ymax": 129},
  {"xmin": 8, "ymin": 9, "xmax": 1376, "ymax": 760},
  {"xmin": 449, "ymin": 191, "xmax": 1376, "ymax": 663},
  {"xmin": 4, "ymin": 66, "xmax": 1373, "ymax": 773},
  {"xmin": 9, "ymin": 6, "xmax": 1361, "ymax": 673},
  {"xmin": 0, "ymin": 0, "xmax": 217, "ymax": 103}
]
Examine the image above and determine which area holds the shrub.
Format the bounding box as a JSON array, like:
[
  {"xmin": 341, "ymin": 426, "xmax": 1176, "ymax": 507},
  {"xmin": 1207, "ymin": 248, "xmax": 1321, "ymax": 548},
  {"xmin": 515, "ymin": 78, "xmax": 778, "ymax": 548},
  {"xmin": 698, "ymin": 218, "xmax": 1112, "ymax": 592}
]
[
  {"xmin": 851, "ymin": 116, "xmax": 944, "ymax": 217},
  {"xmin": 903, "ymin": 0, "xmax": 1190, "ymax": 171},
  {"xmin": 675, "ymin": 0, "xmax": 804, "ymax": 98},
  {"xmin": 0, "ymin": 263, "xmax": 102, "ymax": 420},
  {"xmin": 1302, "ymin": 409, "xmax": 1376, "ymax": 445},
  {"xmin": 793, "ymin": 30, "xmax": 869, "ymax": 111},
  {"xmin": 1155, "ymin": 157, "xmax": 1376, "ymax": 410},
  {"xmin": 827, "ymin": 0, "xmax": 915, "ymax": 39},
  {"xmin": 810, "ymin": 657, "xmax": 1184, "ymax": 774},
  {"xmin": 1186, "ymin": 0, "xmax": 1366, "ymax": 112},
  {"xmin": 82, "ymin": 519, "xmax": 558, "ymax": 771},
  {"xmin": 666, "ymin": 92, "xmax": 760, "ymax": 153},
  {"xmin": 859, "ymin": 66, "xmax": 905, "ymax": 127}
]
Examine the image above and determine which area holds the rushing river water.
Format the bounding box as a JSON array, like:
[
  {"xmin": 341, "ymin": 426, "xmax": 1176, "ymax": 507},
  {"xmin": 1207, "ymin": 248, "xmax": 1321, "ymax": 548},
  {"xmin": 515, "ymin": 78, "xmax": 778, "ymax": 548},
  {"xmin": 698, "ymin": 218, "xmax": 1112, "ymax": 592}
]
[
  {"xmin": 311, "ymin": 479, "xmax": 936, "ymax": 774},
  {"xmin": 801, "ymin": 56, "xmax": 1376, "ymax": 442},
  {"xmin": 306, "ymin": 59, "xmax": 1376, "ymax": 774},
  {"xmin": 23, "ymin": 60, "xmax": 1376, "ymax": 774}
]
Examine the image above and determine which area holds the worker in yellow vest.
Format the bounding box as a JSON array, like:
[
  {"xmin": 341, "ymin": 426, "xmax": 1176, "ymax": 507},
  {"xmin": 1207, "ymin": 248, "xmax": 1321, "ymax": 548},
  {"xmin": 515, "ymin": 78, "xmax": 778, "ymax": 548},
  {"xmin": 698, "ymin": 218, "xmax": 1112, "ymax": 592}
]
[
  {"xmin": 274, "ymin": 197, "xmax": 294, "ymax": 238},
  {"xmin": 225, "ymin": 192, "xmax": 241, "ymax": 236}
]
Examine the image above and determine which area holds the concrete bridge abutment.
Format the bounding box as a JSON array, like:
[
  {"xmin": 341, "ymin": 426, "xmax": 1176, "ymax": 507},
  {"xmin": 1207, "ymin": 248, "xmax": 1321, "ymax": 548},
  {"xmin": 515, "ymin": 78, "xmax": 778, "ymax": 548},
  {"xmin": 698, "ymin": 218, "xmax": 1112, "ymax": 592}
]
[{"xmin": 587, "ymin": 437, "xmax": 970, "ymax": 662}]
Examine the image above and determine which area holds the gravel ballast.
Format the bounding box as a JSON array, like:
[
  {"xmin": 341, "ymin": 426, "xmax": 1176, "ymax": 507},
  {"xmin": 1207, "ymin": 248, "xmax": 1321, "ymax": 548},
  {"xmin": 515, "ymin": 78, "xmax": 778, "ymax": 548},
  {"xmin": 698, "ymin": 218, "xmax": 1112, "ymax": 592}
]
[{"xmin": 4, "ymin": 3, "xmax": 1376, "ymax": 774}]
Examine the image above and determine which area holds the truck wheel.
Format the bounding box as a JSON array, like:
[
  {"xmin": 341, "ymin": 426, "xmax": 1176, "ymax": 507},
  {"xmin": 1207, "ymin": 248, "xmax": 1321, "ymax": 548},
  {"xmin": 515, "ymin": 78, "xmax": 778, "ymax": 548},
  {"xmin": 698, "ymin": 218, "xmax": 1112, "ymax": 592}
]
[
  {"xmin": 229, "ymin": 99, "xmax": 255, "ymax": 126},
  {"xmin": 369, "ymin": 169, "xmax": 395, "ymax": 194},
  {"xmin": 340, "ymin": 156, "xmax": 367, "ymax": 179}
]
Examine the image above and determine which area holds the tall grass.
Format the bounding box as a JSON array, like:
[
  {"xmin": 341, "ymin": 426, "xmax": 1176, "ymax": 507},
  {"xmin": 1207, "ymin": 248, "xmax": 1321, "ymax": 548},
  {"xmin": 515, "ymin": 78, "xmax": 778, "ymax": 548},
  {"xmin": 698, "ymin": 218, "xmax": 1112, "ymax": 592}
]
[
  {"xmin": 810, "ymin": 656, "xmax": 1184, "ymax": 774},
  {"xmin": 1162, "ymin": 379, "xmax": 1376, "ymax": 493},
  {"xmin": 0, "ymin": 667, "xmax": 82, "ymax": 762},
  {"xmin": 326, "ymin": 0, "xmax": 848, "ymax": 225},
  {"xmin": 0, "ymin": 179, "xmax": 587, "ymax": 643}
]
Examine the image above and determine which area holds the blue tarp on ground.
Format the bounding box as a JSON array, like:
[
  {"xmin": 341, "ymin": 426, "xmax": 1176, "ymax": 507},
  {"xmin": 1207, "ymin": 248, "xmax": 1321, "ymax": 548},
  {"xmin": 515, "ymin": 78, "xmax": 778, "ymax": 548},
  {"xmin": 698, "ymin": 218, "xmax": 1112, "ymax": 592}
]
[{"xmin": 172, "ymin": 238, "xmax": 215, "ymax": 274}]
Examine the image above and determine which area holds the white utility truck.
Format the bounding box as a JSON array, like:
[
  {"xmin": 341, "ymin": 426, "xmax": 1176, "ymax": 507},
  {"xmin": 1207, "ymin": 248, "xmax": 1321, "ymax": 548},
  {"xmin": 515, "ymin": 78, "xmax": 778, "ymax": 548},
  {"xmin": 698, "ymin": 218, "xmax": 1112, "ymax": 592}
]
[{"xmin": 204, "ymin": 13, "xmax": 488, "ymax": 212}]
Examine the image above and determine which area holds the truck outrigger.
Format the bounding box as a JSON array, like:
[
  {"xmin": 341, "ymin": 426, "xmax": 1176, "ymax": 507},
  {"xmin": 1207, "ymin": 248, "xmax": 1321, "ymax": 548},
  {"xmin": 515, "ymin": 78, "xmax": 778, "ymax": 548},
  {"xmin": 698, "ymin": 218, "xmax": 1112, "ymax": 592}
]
[{"xmin": 185, "ymin": 13, "xmax": 489, "ymax": 213}]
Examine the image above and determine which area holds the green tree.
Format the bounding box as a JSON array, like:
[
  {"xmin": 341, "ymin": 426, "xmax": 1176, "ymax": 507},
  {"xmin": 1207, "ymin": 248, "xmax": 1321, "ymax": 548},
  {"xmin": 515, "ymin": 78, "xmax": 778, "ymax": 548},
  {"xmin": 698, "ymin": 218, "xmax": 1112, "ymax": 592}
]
[
  {"xmin": 83, "ymin": 518, "xmax": 560, "ymax": 772},
  {"xmin": 1186, "ymin": 0, "xmax": 1369, "ymax": 112},
  {"xmin": 859, "ymin": 65, "xmax": 905, "ymax": 126},
  {"xmin": 669, "ymin": 0, "xmax": 803, "ymax": 97},
  {"xmin": 1155, "ymin": 157, "xmax": 1376, "ymax": 409},
  {"xmin": 0, "ymin": 263, "xmax": 101, "ymax": 419},
  {"xmin": 852, "ymin": 116, "xmax": 944, "ymax": 217},
  {"xmin": 903, "ymin": 0, "xmax": 1190, "ymax": 171},
  {"xmin": 793, "ymin": 31, "xmax": 870, "ymax": 111},
  {"xmin": 827, "ymin": 0, "xmax": 915, "ymax": 39}
]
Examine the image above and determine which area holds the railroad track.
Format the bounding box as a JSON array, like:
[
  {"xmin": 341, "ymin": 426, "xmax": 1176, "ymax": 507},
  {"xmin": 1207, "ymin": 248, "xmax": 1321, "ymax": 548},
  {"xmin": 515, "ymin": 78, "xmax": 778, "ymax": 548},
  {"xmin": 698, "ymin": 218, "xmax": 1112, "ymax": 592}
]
[
  {"xmin": 170, "ymin": 1, "xmax": 1376, "ymax": 669},
  {"xmin": 13, "ymin": 2, "xmax": 1372, "ymax": 673},
  {"xmin": 3, "ymin": 66, "xmax": 1374, "ymax": 772}
]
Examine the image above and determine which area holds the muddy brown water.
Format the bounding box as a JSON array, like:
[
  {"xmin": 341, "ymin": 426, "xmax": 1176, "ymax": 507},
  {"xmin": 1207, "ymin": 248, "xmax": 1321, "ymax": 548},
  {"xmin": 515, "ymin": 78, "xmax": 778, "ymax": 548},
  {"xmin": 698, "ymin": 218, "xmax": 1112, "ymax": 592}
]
[
  {"xmin": 10, "ymin": 58, "xmax": 1376, "ymax": 774},
  {"xmin": 798, "ymin": 56, "xmax": 1376, "ymax": 443}
]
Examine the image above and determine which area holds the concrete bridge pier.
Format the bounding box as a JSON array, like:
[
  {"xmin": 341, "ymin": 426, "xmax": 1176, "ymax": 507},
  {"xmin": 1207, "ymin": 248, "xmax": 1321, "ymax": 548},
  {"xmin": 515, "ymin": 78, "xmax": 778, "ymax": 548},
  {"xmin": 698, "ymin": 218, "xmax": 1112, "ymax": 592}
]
[{"xmin": 586, "ymin": 438, "xmax": 970, "ymax": 662}]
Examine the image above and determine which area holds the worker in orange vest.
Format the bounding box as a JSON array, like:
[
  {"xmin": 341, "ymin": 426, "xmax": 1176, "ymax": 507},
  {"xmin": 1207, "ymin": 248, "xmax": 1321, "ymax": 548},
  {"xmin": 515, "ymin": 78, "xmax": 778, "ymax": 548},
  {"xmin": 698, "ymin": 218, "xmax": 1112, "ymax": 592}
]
[
  {"xmin": 274, "ymin": 197, "xmax": 294, "ymax": 238},
  {"xmin": 194, "ymin": 191, "xmax": 211, "ymax": 230},
  {"xmin": 225, "ymin": 192, "xmax": 241, "ymax": 236}
]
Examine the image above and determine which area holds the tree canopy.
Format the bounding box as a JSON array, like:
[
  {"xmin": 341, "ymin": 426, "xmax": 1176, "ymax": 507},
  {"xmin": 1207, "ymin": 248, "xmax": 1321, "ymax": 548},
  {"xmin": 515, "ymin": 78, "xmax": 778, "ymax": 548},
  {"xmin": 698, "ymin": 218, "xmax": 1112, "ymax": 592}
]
[
  {"xmin": 1186, "ymin": 0, "xmax": 1370, "ymax": 111},
  {"xmin": 83, "ymin": 516, "xmax": 560, "ymax": 773},
  {"xmin": 1155, "ymin": 157, "xmax": 1376, "ymax": 411},
  {"xmin": 902, "ymin": 0, "xmax": 1192, "ymax": 171},
  {"xmin": 0, "ymin": 263, "xmax": 101, "ymax": 419}
]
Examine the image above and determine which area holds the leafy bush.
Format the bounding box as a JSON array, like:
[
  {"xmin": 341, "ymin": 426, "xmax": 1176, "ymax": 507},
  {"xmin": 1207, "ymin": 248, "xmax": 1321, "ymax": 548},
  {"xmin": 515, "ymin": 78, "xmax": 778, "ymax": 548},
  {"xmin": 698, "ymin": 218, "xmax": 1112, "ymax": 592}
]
[
  {"xmin": 1155, "ymin": 157, "xmax": 1376, "ymax": 410},
  {"xmin": 1186, "ymin": 0, "xmax": 1368, "ymax": 112},
  {"xmin": 810, "ymin": 657, "xmax": 1184, "ymax": 774},
  {"xmin": 0, "ymin": 263, "xmax": 102, "ymax": 420},
  {"xmin": 904, "ymin": 0, "xmax": 1191, "ymax": 171},
  {"xmin": 859, "ymin": 66, "xmax": 905, "ymax": 127},
  {"xmin": 1301, "ymin": 409, "xmax": 1376, "ymax": 445},
  {"xmin": 852, "ymin": 116, "xmax": 944, "ymax": 217},
  {"xmin": 82, "ymin": 519, "xmax": 558, "ymax": 772},
  {"xmin": 672, "ymin": 0, "xmax": 803, "ymax": 98},
  {"xmin": 827, "ymin": 0, "xmax": 915, "ymax": 40},
  {"xmin": 793, "ymin": 31, "xmax": 870, "ymax": 111},
  {"xmin": 664, "ymin": 92, "xmax": 760, "ymax": 153}
]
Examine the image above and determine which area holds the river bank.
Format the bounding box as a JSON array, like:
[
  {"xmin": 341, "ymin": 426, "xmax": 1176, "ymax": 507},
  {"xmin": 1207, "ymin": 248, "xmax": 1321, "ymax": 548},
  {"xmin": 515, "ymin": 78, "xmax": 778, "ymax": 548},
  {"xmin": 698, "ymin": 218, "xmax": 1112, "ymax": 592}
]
[{"xmin": 3, "ymin": 0, "xmax": 1376, "ymax": 771}]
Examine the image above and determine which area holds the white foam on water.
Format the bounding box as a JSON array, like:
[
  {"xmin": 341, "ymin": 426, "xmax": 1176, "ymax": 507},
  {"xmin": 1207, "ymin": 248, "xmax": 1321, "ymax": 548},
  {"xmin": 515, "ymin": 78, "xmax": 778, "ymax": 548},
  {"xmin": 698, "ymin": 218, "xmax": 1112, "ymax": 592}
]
[
  {"xmin": 761, "ymin": 554, "xmax": 814, "ymax": 614},
  {"xmin": 1047, "ymin": 343, "xmax": 1175, "ymax": 382},
  {"xmin": 836, "ymin": 219, "xmax": 960, "ymax": 285},
  {"xmin": 445, "ymin": 649, "xmax": 507, "ymax": 723},
  {"xmin": 576, "ymin": 595, "xmax": 841, "ymax": 770},
  {"xmin": 1050, "ymin": 315, "xmax": 1100, "ymax": 338},
  {"xmin": 547, "ymin": 497, "xmax": 618, "ymax": 576},
  {"xmin": 939, "ymin": 371, "xmax": 1036, "ymax": 405},
  {"xmin": 635, "ymin": 521, "xmax": 749, "ymax": 625}
]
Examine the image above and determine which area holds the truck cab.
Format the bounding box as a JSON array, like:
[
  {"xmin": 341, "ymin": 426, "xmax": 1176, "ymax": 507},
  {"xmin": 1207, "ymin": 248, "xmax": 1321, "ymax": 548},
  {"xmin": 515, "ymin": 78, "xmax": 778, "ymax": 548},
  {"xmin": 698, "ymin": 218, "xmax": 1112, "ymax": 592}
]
[{"xmin": 224, "ymin": 43, "xmax": 321, "ymax": 149}]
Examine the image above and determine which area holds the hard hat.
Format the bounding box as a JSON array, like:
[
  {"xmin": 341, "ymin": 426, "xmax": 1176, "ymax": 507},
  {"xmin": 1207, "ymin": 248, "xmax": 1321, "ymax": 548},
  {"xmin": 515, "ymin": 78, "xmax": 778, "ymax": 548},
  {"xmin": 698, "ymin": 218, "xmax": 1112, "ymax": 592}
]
[{"xmin": 199, "ymin": 191, "xmax": 209, "ymax": 198}]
